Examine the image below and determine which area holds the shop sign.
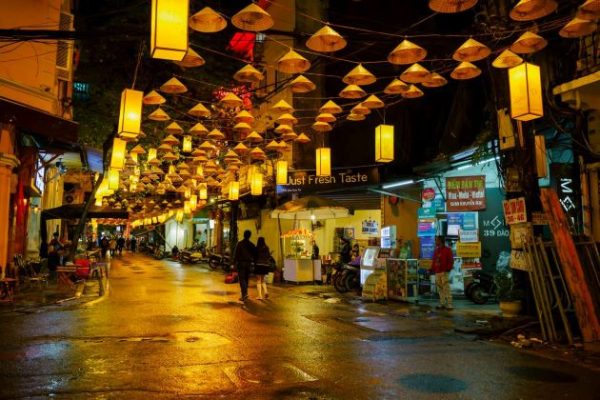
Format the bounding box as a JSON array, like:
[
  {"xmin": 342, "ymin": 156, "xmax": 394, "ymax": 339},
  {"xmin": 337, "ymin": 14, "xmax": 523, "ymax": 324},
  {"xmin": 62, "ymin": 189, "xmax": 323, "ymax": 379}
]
[
  {"xmin": 531, "ymin": 212, "xmax": 549, "ymax": 225},
  {"xmin": 456, "ymin": 242, "xmax": 482, "ymax": 258},
  {"xmin": 510, "ymin": 250, "xmax": 530, "ymax": 272},
  {"xmin": 418, "ymin": 207, "xmax": 436, "ymax": 219},
  {"xmin": 277, "ymin": 167, "xmax": 379, "ymax": 194},
  {"xmin": 503, "ymin": 197, "xmax": 527, "ymax": 225},
  {"xmin": 417, "ymin": 219, "xmax": 437, "ymax": 237},
  {"xmin": 509, "ymin": 223, "xmax": 533, "ymax": 250},
  {"xmin": 362, "ymin": 219, "xmax": 378, "ymax": 235},
  {"xmin": 422, "ymin": 188, "xmax": 436, "ymax": 202},
  {"xmin": 445, "ymin": 175, "xmax": 486, "ymax": 211},
  {"xmin": 447, "ymin": 212, "xmax": 477, "ymax": 236},
  {"xmin": 459, "ymin": 229, "xmax": 479, "ymax": 243},
  {"xmin": 420, "ymin": 236, "xmax": 435, "ymax": 259}
]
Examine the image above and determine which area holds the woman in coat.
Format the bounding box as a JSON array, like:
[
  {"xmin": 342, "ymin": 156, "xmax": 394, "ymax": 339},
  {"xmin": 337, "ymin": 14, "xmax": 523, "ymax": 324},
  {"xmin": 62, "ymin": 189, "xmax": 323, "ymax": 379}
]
[{"xmin": 254, "ymin": 237, "xmax": 272, "ymax": 300}]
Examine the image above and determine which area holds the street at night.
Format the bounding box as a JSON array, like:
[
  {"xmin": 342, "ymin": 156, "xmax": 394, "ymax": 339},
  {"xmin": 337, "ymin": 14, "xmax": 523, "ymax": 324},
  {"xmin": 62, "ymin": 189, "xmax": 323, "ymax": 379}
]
[{"xmin": 1, "ymin": 254, "xmax": 599, "ymax": 399}]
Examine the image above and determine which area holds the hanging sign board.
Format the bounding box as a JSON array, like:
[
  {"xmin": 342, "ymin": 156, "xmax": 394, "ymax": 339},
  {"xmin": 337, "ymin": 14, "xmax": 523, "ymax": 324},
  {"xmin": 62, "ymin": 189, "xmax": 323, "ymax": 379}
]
[
  {"xmin": 510, "ymin": 250, "xmax": 530, "ymax": 272},
  {"xmin": 459, "ymin": 229, "xmax": 479, "ymax": 243},
  {"xmin": 456, "ymin": 242, "xmax": 482, "ymax": 258},
  {"xmin": 509, "ymin": 222, "xmax": 534, "ymax": 250},
  {"xmin": 418, "ymin": 207, "xmax": 437, "ymax": 219},
  {"xmin": 362, "ymin": 219, "xmax": 378, "ymax": 235},
  {"xmin": 277, "ymin": 167, "xmax": 379, "ymax": 194},
  {"xmin": 422, "ymin": 188, "xmax": 436, "ymax": 202},
  {"xmin": 446, "ymin": 175, "xmax": 486, "ymax": 211},
  {"xmin": 503, "ymin": 197, "xmax": 527, "ymax": 225}
]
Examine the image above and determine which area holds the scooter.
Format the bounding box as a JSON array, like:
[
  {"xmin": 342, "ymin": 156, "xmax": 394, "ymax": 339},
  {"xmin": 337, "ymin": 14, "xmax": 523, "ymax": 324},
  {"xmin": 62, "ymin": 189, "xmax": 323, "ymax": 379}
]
[
  {"xmin": 179, "ymin": 249, "xmax": 203, "ymax": 264},
  {"xmin": 465, "ymin": 269, "xmax": 496, "ymax": 304},
  {"xmin": 208, "ymin": 252, "xmax": 231, "ymax": 271}
]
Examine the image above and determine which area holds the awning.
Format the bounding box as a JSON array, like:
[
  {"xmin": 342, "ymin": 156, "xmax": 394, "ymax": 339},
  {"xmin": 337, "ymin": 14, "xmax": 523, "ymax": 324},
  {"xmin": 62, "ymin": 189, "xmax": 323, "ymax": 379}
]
[
  {"xmin": 41, "ymin": 204, "xmax": 129, "ymax": 220},
  {"xmin": 0, "ymin": 97, "xmax": 78, "ymax": 144}
]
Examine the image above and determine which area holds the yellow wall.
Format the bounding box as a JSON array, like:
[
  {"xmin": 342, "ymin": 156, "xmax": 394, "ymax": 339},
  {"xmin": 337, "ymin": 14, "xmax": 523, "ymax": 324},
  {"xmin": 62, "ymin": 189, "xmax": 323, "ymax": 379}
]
[{"xmin": 382, "ymin": 197, "xmax": 420, "ymax": 257}]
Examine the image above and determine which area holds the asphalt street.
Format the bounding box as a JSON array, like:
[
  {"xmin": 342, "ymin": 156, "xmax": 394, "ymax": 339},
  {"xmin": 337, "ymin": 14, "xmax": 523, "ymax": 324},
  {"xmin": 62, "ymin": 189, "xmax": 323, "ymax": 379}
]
[{"xmin": 0, "ymin": 253, "xmax": 599, "ymax": 399}]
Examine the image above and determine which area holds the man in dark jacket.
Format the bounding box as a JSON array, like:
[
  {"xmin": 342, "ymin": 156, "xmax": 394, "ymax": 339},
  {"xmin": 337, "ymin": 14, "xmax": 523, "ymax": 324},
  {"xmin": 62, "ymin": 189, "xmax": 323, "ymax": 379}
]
[{"xmin": 233, "ymin": 230, "xmax": 257, "ymax": 302}]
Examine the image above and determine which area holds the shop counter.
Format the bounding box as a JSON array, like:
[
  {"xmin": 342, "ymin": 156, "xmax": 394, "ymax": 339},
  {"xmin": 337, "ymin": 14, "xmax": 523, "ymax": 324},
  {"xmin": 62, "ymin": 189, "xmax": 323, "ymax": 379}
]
[{"xmin": 283, "ymin": 258, "xmax": 322, "ymax": 283}]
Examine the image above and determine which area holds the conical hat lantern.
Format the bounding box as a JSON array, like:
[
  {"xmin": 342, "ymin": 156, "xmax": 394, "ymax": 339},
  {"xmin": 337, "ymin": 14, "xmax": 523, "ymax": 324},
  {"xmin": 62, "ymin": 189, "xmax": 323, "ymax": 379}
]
[
  {"xmin": 250, "ymin": 147, "xmax": 266, "ymax": 160},
  {"xmin": 162, "ymin": 134, "xmax": 179, "ymax": 145},
  {"xmin": 271, "ymin": 99, "xmax": 294, "ymax": 113},
  {"xmin": 235, "ymin": 110, "xmax": 255, "ymax": 124},
  {"xmin": 342, "ymin": 64, "xmax": 376, "ymax": 85},
  {"xmin": 312, "ymin": 121, "xmax": 333, "ymax": 132},
  {"xmin": 220, "ymin": 92, "xmax": 243, "ymax": 108},
  {"xmin": 188, "ymin": 102, "xmax": 211, "ymax": 118},
  {"xmin": 578, "ymin": 0, "xmax": 600, "ymax": 21},
  {"xmin": 233, "ymin": 122, "xmax": 252, "ymax": 134},
  {"xmin": 453, "ymin": 38, "xmax": 491, "ymax": 62},
  {"xmin": 339, "ymin": 84, "xmax": 367, "ymax": 99},
  {"xmin": 559, "ymin": 18, "xmax": 598, "ymax": 38},
  {"xmin": 174, "ymin": 48, "xmax": 205, "ymax": 68},
  {"xmin": 148, "ymin": 107, "xmax": 170, "ymax": 121},
  {"xmin": 233, "ymin": 64, "xmax": 264, "ymax": 83},
  {"xmin": 189, "ymin": 122, "xmax": 209, "ymax": 136},
  {"xmin": 319, "ymin": 100, "xmax": 342, "ymax": 114},
  {"xmin": 231, "ymin": 3, "xmax": 274, "ymax": 32},
  {"xmin": 276, "ymin": 49, "xmax": 311, "ymax": 74},
  {"xmin": 422, "ymin": 72, "xmax": 448, "ymax": 88},
  {"xmin": 276, "ymin": 113, "xmax": 298, "ymax": 125},
  {"xmin": 282, "ymin": 131, "xmax": 298, "ymax": 141},
  {"xmin": 305, "ymin": 25, "xmax": 347, "ymax": 52},
  {"xmin": 388, "ymin": 39, "xmax": 427, "ymax": 65},
  {"xmin": 510, "ymin": 31, "xmax": 548, "ymax": 54},
  {"xmin": 207, "ymin": 128, "xmax": 225, "ymax": 140},
  {"xmin": 428, "ymin": 0, "xmax": 478, "ymax": 13},
  {"xmin": 265, "ymin": 140, "xmax": 280, "ymax": 151},
  {"xmin": 362, "ymin": 94, "xmax": 385, "ymax": 109},
  {"xmin": 347, "ymin": 113, "xmax": 366, "ymax": 121},
  {"xmin": 234, "ymin": 143, "xmax": 249, "ymax": 155},
  {"xmin": 160, "ymin": 77, "xmax": 187, "ymax": 94},
  {"xmin": 143, "ymin": 90, "xmax": 165, "ymax": 105},
  {"xmin": 189, "ymin": 6, "xmax": 227, "ymax": 33},
  {"xmin": 450, "ymin": 61, "xmax": 481, "ymax": 80},
  {"xmin": 289, "ymin": 75, "xmax": 316, "ymax": 93},
  {"xmin": 351, "ymin": 103, "xmax": 371, "ymax": 115},
  {"xmin": 316, "ymin": 113, "xmax": 336, "ymax": 123},
  {"xmin": 165, "ymin": 122, "xmax": 183, "ymax": 135},
  {"xmin": 492, "ymin": 49, "xmax": 523, "ymax": 68},
  {"xmin": 509, "ymin": 0, "xmax": 557, "ymax": 21},
  {"xmin": 246, "ymin": 131, "xmax": 264, "ymax": 143},
  {"xmin": 402, "ymin": 85, "xmax": 424, "ymax": 99},
  {"xmin": 384, "ymin": 79, "xmax": 410, "ymax": 95},
  {"xmin": 295, "ymin": 133, "xmax": 311, "ymax": 143},
  {"xmin": 274, "ymin": 124, "xmax": 293, "ymax": 134},
  {"xmin": 400, "ymin": 63, "xmax": 430, "ymax": 83}
]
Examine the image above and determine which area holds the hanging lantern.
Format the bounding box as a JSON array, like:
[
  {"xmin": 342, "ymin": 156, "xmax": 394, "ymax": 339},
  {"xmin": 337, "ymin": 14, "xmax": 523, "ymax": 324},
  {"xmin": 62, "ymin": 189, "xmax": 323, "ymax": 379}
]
[
  {"xmin": 339, "ymin": 84, "xmax": 367, "ymax": 99},
  {"xmin": 362, "ymin": 94, "xmax": 385, "ymax": 109},
  {"xmin": 319, "ymin": 100, "xmax": 343, "ymax": 114},
  {"xmin": 143, "ymin": 90, "xmax": 166, "ymax": 105},
  {"xmin": 231, "ymin": 3, "xmax": 274, "ymax": 32},
  {"xmin": 188, "ymin": 102, "xmax": 211, "ymax": 117},
  {"xmin": 375, "ymin": 124, "xmax": 394, "ymax": 163},
  {"xmin": 384, "ymin": 79, "xmax": 409, "ymax": 95},
  {"xmin": 189, "ymin": 194, "xmax": 198, "ymax": 210},
  {"xmin": 422, "ymin": 73, "xmax": 448, "ymax": 88},
  {"xmin": 295, "ymin": 133, "xmax": 311, "ymax": 144},
  {"xmin": 110, "ymin": 138, "xmax": 127, "ymax": 170},
  {"xmin": 234, "ymin": 64, "xmax": 264, "ymax": 83},
  {"xmin": 276, "ymin": 160, "xmax": 288, "ymax": 185},
  {"xmin": 160, "ymin": 77, "xmax": 187, "ymax": 94},
  {"xmin": 347, "ymin": 113, "xmax": 366, "ymax": 121},
  {"xmin": 229, "ymin": 181, "xmax": 240, "ymax": 201},
  {"xmin": 251, "ymin": 170, "xmax": 263, "ymax": 196},
  {"xmin": 305, "ymin": 25, "xmax": 347, "ymax": 53},
  {"xmin": 147, "ymin": 148, "xmax": 157, "ymax": 163},
  {"xmin": 428, "ymin": 0, "xmax": 478, "ymax": 13},
  {"xmin": 510, "ymin": 31, "xmax": 548, "ymax": 54},
  {"xmin": 174, "ymin": 48, "xmax": 205, "ymax": 68},
  {"xmin": 509, "ymin": 62, "xmax": 543, "ymax": 121},
  {"xmin": 342, "ymin": 64, "xmax": 376, "ymax": 86},
  {"xmin": 509, "ymin": 0, "xmax": 557, "ymax": 21},
  {"xmin": 400, "ymin": 63, "xmax": 430, "ymax": 83},
  {"xmin": 108, "ymin": 168, "xmax": 120, "ymax": 190},
  {"xmin": 118, "ymin": 89, "xmax": 143, "ymax": 139},
  {"xmin": 289, "ymin": 75, "xmax": 316, "ymax": 93},
  {"xmin": 198, "ymin": 183, "xmax": 208, "ymax": 200},
  {"xmin": 388, "ymin": 39, "xmax": 427, "ymax": 65},
  {"xmin": 150, "ymin": 0, "xmax": 189, "ymax": 61},
  {"xmin": 189, "ymin": 6, "xmax": 227, "ymax": 33},
  {"xmin": 492, "ymin": 50, "xmax": 523, "ymax": 69},
  {"xmin": 182, "ymin": 135, "xmax": 192, "ymax": 153},
  {"xmin": 276, "ymin": 49, "xmax": 311, "ymax": 74},
  {"xmin": 176, "ymin": 209, "xmax": 184, "ymax": 222},
  {"xmin": 578, "ymin": 0, "xmax": 600, "ymax": 21},
  {"xmin": 450, "ymin": 61, "xmax": 481, "ymax": 80},
  {"xmin": 220, "ymin": 92, "xmax": 243, "ymax": 108},
  {"xmin": 148, "ymin": 107, "xmax": 170, "ymax": 121},
  {"xmin": 271, "ymin": 100, "xmax": 294, "ymax": 114},
  {"xmin": 316, "ymin": 147, "xmax": 331, "ymax": 177},
  {"xmin": 559, "ymin": 17, "xmax": 598, "ymax": 39},
  {"xmin": 452, "ymin": 38, "xmax": 491, "ymax": 62}
]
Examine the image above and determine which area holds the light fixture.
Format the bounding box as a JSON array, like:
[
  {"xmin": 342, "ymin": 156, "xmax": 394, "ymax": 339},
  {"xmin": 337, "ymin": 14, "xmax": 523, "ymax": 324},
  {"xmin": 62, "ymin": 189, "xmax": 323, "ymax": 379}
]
[
  {"xmin": 189, "ymin": 194, "xmax": 198, "ymax": 209},
  {"xmin": 198, "ymin": 183, "xmax": 208, "ymax": 200},
  {"xmin": 108, "ymin": 168, "xmax": 120, "ymax": 190},
  {"xmin": 118, "ymin": 89, "xmax": 143, "ymax": 139},
  {"xmin": 375, "ymin": 124, "xmax": 394, "ymax": 163},
  {"xmin": 182, "ymin": 135, "xmax": 192, "ymax": 153},
  {"xmin": 110, "ymin": 138, "xmax": 127, "ymax": 170},
  {"xmin": 228, "ymin": 181, "xmax": 240, "ymax": 201},
  {"xmin": 276, "ymin": 160, "xmax": 288, "ymax": 185},
  {"xmin": 251, "ymin": 170, "xmax": 263, "ymax": 196},
  {"xmin": 382, "ymin": 179, "xmax": 414, "ymax": 189},
  {"xmin": 150, "ymin": 0, "xmax": 189, "ymax": 61},
  {"xmin": 316, "ymin": 147, "xmax": 331, "ymax": 177},
  {"xmin": 306, "ymin": 25, "xmax": 347, "ymax": 53},
  {"xmin": 508, "ymin": 62, "xmax": 543, "ymax": 121}
]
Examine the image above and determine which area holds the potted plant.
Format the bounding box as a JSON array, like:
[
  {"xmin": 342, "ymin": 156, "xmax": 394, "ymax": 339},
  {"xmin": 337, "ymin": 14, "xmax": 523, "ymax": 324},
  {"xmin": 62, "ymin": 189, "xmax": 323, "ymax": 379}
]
[{"xmin": 494, "ymin": 270, "xmax": 524, "ymax": 317}]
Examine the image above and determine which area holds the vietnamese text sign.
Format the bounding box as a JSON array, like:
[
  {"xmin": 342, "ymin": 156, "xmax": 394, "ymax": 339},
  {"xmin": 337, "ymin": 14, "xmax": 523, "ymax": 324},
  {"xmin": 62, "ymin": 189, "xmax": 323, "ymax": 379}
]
[
  {"xmin": 510, "ymin": 250, "xmax": 530, "ymax": 272},
  {"xmin": 277, "ymin": 167, "xmax": 379, "ymax": 194},
  {"xmin": 446, "ymin": 176, "xmax": 486, "ymax": 211},
  {"xmin": 503, "ymin": 197, "xmax": 527, "ymax": 225},
  {"xmin": 456, "ymin": 242, "xmax": 482, "ymax": 258}
]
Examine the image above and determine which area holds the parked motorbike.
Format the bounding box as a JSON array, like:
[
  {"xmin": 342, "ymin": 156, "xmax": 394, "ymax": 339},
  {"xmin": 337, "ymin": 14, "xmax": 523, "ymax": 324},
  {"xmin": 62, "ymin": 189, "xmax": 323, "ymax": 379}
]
[
  {"xmin": 208, "ymin": 252, "xmax": 231, "ymax": 272},
  {"xmin": 179, "ymin": 249, "xmax": 203, "ymax": 264},
  {"xmin": 333, "ymin": 262, "xmax": 361, "ymax": 294},
  {"xmin": 153, "ymin": 245, "xmax": 167, "ymax": 260},
  {"xmin": 465, "ymin": 269, "xmax": 496, "ymax": 304}
]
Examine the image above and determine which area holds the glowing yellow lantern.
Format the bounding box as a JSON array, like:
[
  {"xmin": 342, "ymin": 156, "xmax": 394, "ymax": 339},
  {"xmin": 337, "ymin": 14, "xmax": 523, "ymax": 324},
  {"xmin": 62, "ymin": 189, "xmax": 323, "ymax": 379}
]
[
  {"xmin": 251, "ymin": 171, "xmax": 263, "ymax": 196},
  {"xmin": 508, "ymin": 62, "xmax": 543, "ymax": 121},
  {"xmin": 184, "ymin": 187, "xmax": 191, "ymax": 199},
  {"xmin": 152, "ymin": 216, "xmax": 158, "ymax": 224},
  {"xmin": 94, "ymin": 197, "xmax": 102, "ymax": 207},
  {"xmin": 316, "ymin": 147, "xmax": 331, "ymax": 177},
  {"xmin": 276, "ymin": 160, "xmax": 288, "ymax": 185},
  {"xmin": 184, "ymin": 201, "xmax": 191, "ymax": 215},
  {"xmin": 108, "ymin": 168, "xmax": 120, "ymax": 190},
  {"xmin": 198, "ymin": 183, "xmax": 208, "ymax": 200},
  {"xmin": 229, "ymin": 181, "xmax": 240, "ymax": 201},
  {"xmin": 110, "ymin": 138, "xmax": 127, "ymax": 170},
  {"xmin": 176, "ymin": 210, "xmax": 184, "ymax": 222},
  {"xmin": 182, "ymin": 135, "xmax": 192, "ymax": 153},
  {"xmin": 375, "ymin": 124, "xmax": 394, "ymax": 163},
  {"xmin": 189, "ymin": 194, "xmax": 198, "ymax": 209},
  {"xmin": 150, "ymin": 0, "xmax": 189, "ymax": 61},
  {"xmin": 118, "ymin": 89, "xmax": 143, "ymax": 139},
  {"xmin": 147, "ymin": 148, "xmax": 157, "ymax": 163}
]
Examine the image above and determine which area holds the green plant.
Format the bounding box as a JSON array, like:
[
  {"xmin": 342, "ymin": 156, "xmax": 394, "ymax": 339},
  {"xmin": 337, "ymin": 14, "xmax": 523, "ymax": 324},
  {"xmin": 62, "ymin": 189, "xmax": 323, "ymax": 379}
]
[{"xmin": 494, "ymin": 270, "xmax": 525, "ymax": 302}]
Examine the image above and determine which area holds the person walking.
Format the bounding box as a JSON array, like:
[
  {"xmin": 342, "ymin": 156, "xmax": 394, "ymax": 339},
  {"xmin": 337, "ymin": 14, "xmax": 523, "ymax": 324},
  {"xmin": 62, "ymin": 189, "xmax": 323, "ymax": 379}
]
[
  {"xmin": 109, "ymin": 237, "xmax": 117, "ymax": 257},
  {"xmin": 100, "ymin": 236, "xmax": 110, "ymax": 259},
  {"xmin": 233, "ymin": 230, "xmax": 257, "ymax": 302},
  {"xmin": 47, "ymin": 232, "xmax": 63, "ymax": 281},
  {"xmin": 116, "ymin": 235, "xmax": 125, "ymax": 256},
  {"xmin": 130, "ymin": 236, "xmax": 137, "ymax": 253},
  {"xmin": 431, "ymin": 236, "xmax": 454, "ymax": 310},
  {"xmin": 254, "ymin": 237, "xmax": 272, "ymax": 300}
]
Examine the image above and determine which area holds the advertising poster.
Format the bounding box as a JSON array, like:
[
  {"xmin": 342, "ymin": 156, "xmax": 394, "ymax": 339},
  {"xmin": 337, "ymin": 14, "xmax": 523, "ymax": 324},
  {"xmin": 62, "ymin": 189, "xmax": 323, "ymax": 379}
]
[
  {"xmin": 456, "ymin": 242, "xmax": 482, "ymax": 258},
  {"xmin": 420, "ymin": 236, "xmax": 436, "ymax": 259},
  {"xmin": 446, "ymin": 175, "xmax": 486, "ymax": 211},
  {"xmin": 417, "ymin": 219, "xmax": 437, "ymax": 237},
  {"xmin": 503, "ymin": 197, "xmax": 527, "ymax": 225}
]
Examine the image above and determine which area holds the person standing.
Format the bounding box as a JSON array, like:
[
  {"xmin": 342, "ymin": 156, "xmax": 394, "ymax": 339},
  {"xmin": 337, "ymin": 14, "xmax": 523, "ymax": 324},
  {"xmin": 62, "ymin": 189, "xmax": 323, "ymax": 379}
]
[
  {"xmin": 47, "ymin": 232, "xmax": 63, "ymax": 280},
  {"xmin": 233, "ymin": 230, "xmax": 257, "ymax": 302},
  {"xmin": 100, "ymin": 236, "xmax": 109, "ymax": 259},
  {"xmin": 109, "ymin": 237, "xmax": 117, "ymax": 257},
  {"xmin": 116, "ymin": 235, "xmax": 125, "ymax": 256},
  {"xmin": 340, "ymin": 238, "xmax": 351, "ymax": 264},
  {"xmin": 254, "ymin": 237, "xmax": 271, "ymax": 300},
  {"xmin": 130, "ymin": 236, "xmax": 137, "ymax": 253},
  {"xmin": 311, "ymin": 240, "xmax": 319, "ymax": 260},
  {"xmin": 431, "ymin": 236, "xmax": 454, "ymax": 310}
]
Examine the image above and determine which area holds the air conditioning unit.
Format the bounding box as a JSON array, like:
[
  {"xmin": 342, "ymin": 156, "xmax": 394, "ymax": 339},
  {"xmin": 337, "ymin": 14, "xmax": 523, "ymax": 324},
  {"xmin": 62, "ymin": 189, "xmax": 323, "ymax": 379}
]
[{"xmin": 56, "ymin": 12, "xmax": 74, "ymax": 82}]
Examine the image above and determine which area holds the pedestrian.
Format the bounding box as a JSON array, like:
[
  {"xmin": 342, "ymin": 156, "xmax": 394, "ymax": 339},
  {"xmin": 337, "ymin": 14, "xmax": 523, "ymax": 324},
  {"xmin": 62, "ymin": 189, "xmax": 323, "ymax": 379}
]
[
  {"xmin": 100, "ymin": 236, "xmax": 109, "ymax": 259},
  {"xmin": 233, "ymin": 230, "xmax": 257, "ymax": 302},
  {"xmin": 431, "ymin": 236, "xmax": 454, "ymax": 310},
  {"xmin": 130, "ymin": 236, "xmax": 137, "ymax": 253},
  {"xmin": 109, "ymin": 237, "xmax": 117, "ymax": 257},
  {"xmin": 116, "ymin": 235, "xmax": 125, "ymax": 256},
  {"xmin": 311, "ymin": 240, "xmax": 319, "ymax": 260},
  {"xmin": 352, "ymin": 243, "xmax": 360, "ymax": 258},
  {"xmin": 254, "ymin": 237, "xmax": 271, "ymax": 300},
  {"xmin": 47, "ymin": 232, "xmax": 62, "ymax": 280},
  {"xmin": 340, "ymin": 237, "xmax": 351, "ymax": 264}
]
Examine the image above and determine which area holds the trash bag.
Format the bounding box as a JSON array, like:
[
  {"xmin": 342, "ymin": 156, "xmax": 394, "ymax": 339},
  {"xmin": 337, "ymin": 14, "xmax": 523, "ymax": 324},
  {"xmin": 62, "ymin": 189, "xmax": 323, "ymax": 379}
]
[
  {"xmin": 496, "ymin": 251, "xmax": 511, "ymax": 273},
  {"xmin": 224, "ymin": 271, "xmax": 239, "ymax": 284}
]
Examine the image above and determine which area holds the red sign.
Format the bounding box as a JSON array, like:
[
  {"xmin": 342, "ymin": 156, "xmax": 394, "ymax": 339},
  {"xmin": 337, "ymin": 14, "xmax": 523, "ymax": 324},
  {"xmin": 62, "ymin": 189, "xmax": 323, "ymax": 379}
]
[
  {"xmin": 422, "ymin": 188, "xmax": 436, "ymax": 202},
  {"xmin": 503, "ymin": 197, "xmax": 527, "ymax": 225},
  {"xmin": 445, "ymin": 176, "xmax": 486, "ymax": 211}
]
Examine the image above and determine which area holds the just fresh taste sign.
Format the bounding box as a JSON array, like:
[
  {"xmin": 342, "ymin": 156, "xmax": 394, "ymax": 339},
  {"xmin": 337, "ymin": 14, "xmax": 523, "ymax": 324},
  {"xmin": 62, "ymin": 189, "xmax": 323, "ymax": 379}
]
[{"xmin": 277, "ymin": 167, "xmax": 379, "ymax": 194}]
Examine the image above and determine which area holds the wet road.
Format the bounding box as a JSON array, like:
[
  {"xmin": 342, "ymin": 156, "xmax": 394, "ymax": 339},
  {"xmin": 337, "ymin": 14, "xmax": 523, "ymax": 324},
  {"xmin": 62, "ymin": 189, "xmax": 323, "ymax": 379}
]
[{"xmin": 0, "ymin": 254, "xmax": 599, "ymax": 399}]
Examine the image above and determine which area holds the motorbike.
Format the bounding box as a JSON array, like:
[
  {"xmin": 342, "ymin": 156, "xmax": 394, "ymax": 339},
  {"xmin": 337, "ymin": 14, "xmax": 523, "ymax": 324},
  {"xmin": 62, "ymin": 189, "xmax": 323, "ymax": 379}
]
[
  {"xmin": 333, "ymin": 262, "xmax": 361, "ymax": 294},
  {"xmin": 153, "ymin": 245, "xmax": 168, "ymax": 260},
  {"xmin": 208, "ymin": 252, "xmax": 231, "ymax": 272},
  {"xmin": 179, "ymin": 248, "xmax": 203, "ymax": 264},
  {"xmin": 465, "ymin": 269, "xmax": 496, "ymax": 304}
]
